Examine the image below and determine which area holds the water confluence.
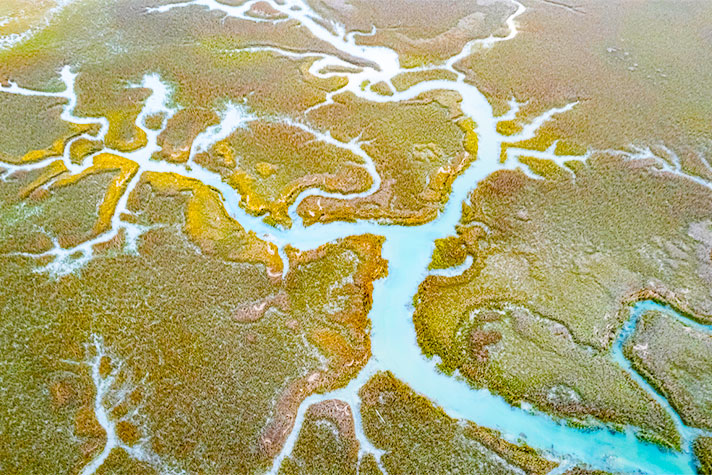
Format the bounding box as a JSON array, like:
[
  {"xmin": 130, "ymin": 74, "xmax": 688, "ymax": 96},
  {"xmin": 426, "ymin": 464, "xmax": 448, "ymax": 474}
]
[{"xmin": 2, "ymin": 0, "xmax": 709, "ymax": 473}]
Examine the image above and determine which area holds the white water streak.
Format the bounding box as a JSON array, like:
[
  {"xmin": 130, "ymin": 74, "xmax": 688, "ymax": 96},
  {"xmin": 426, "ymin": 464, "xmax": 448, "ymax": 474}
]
[
  {"xmin": 2, "ymin": 0, "xmax": 696, "ymax": 473},
  {"xmin": 79, "ymin": 335, "xmax": 183, "ymax": 475}
]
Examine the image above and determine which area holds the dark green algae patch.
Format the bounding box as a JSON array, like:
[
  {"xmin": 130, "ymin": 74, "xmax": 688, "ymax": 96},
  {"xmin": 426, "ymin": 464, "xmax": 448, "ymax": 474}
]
[{"xmin": 414, "ymin": 152, "xmax": 712, "ymax": 449}]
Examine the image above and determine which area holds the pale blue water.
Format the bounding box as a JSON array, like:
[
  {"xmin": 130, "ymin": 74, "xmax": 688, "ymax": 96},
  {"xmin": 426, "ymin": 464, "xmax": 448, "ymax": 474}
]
[
  {"xmin": 3, "ymin": 0, "xmax": 710, "ymax": 471},
  {"xmin": 368, "ymin": 241, "xmax": 704, "ymax": 474},
  {"xmin": 611, "ymin": 301, "xmax": 712, "ymax": 451}
]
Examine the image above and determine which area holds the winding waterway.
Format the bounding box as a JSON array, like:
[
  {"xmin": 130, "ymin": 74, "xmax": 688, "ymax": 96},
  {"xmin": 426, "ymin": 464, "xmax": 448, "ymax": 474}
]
[{"xmin": 2, "ymin": 0, "xmax": 712, "ymax": 473}]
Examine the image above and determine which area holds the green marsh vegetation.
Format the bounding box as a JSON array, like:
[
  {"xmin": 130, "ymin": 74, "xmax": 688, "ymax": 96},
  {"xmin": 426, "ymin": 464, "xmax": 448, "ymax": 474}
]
[
  {"xmin": 414, "ymin": 153, "xmax": 712, "ymax": 447},
  {"xmin": 625, "ymin": 310, "xmax": 712, "ymax": 430},
  {"xmin": 358, "ymin": 372, "xmax": 558, "ymax": 474},
  {"xmin": 0, "ymin": 166, "xmax": 387, "ymax": 473},
  {"xmin": 299, "ymin": 90, "xmax": 477, "ymax": 225}
]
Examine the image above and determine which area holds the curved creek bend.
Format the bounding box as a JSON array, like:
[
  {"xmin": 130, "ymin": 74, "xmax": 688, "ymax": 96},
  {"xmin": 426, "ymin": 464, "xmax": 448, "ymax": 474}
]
[{"xmin": 2, "ymin": 0, "xmax": 711, "ymax": 473}]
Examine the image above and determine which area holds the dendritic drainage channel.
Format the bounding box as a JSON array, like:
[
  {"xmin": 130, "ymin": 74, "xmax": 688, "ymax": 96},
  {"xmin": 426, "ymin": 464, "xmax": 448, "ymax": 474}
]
[
  {"xmin": 65, "ymin": 335, "xmax": 185, "ymax": 475},
  {"xmin": 3, "ymin": 0, "xmax": 712, "ymax": 473}
]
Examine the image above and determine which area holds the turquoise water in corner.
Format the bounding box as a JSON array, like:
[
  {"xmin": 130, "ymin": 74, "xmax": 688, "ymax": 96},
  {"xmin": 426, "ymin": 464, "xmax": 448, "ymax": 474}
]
[
  {"xmin": 368, "ymin": 239, "xmax": 702, "ymax": 474},
  {"xmin": 4, "ymin": 0, "xmax": 709, "ymax": 471}
]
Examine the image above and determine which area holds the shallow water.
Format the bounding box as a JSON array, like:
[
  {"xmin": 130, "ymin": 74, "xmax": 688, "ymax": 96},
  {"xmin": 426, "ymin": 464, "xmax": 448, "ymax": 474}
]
[
  {"xmin": 2, "ymin": 0, "xmax": 710, "ymax": 473},
  {"xmin": 611, "ymin": 301, "xmax": 712, "ymax": 448}
]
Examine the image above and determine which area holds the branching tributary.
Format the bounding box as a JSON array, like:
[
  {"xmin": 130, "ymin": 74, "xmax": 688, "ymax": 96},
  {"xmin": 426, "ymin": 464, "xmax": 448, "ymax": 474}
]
[{"xmin": 2, "ymin": 0, "xmax": 711, "ymax": 473}]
